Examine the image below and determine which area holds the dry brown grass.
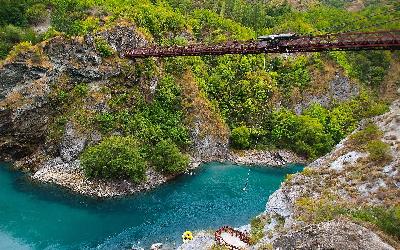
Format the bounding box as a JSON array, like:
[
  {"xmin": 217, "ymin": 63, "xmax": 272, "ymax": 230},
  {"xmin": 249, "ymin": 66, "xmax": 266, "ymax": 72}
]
[
  {"xmin": 178, "ymin": 70, "xmax": 229, "ymax": 141},
  {"xmin": 346, "ymin": 0, "xmax": 365, "ymax": 12},
  {"xmin": 379, "ymin": 59, "xmax": 400, "ymax": 102},
  {"xmin": 307, "ymin": 59, "xmax": 337, "ymax": 96},
  {"xmin": 0, "ymin": 91, "xmax": 25, "ymax": 108}
]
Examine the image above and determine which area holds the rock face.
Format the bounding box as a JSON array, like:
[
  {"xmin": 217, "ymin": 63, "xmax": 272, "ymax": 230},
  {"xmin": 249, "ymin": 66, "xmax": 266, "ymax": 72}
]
[
  {"xmin": 329, "ymin": 151, "xmax": 367, "ymax": 171},
  {"xmin": 60, "ymin": 122, "xmax": 87, "ymax": 162},
  {"xmin": 0, "ymin": 24, "xmax": 166, "ymax": 196},
  {"xmin": 0, "ymin": 25, "xmax": 149, "ymax": 164},
  {"xmin": 177, "ymin": 231, "xmax": 214, "ymax": 250},
  {"xmin": 0, "ymin": 63, "xmax": 48, "ymax": 98},
  {"xmin": 273, "ymin": 220, "xmax": 395, "ymax": 250},
  {"xmin": 265, "ymin": 189, "xmax": 292, "ymax": 218},
  {"xmin": 260, "ymin": 99, "xmax": 400, "ymax": 249},
  {"xmin": 0, "ymin": 90, "xmax": 51, "ymax": 161},
  {"xmin": 230, "ymin": 150, "xmax": 305, "ymax": 167},
  {"xmin": 294, "ymin": 72, "xmax": 359, "ymax": 114},
  {"xmin": 330, "ymin": 73, "xmax": 359, "ymax": 102},
  {"xmin": 90, "ymin": 25, "xmax": 148, "ymax": 53}
]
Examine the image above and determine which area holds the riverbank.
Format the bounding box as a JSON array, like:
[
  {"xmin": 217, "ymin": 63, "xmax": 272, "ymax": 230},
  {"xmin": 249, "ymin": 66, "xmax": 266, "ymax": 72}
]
[{"xmin": 29, "ymin": 149, "xmax": 305, "ymax": 198}]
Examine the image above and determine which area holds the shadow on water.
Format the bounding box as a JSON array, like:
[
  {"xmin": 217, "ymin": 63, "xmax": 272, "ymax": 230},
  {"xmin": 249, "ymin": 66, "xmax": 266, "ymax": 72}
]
[{"xmin": 0, "ymin": 162, "xmax": 303, "ymax": 250}]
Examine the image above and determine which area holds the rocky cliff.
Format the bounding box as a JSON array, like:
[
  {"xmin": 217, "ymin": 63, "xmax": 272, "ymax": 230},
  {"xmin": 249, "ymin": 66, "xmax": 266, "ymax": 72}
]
[
  {"xmin": 253, "ymin": 99, "xmax": 399, "ymax": 250},
  {"xmin": 0, "ymin": 24, "xmax": 305, "ymax": 197},
  {"xmin": 178, "ymin": 97, "xmax": 400, "ymax": 249},
  {"xmin": 0, "ymin": 25, "xmax": 155, "ymax": 196}
]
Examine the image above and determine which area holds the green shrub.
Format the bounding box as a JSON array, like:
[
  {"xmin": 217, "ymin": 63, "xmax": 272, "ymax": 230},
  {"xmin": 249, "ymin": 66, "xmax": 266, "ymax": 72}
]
[
  {"xmin": 350, "ymin": 123, "xmax": 382, "ymax": 148},
  {"xmin": 56, "ymin": 90, "xmax": 69, "ymax": 104},
  {"xmin": 351, "ymin": 206, "xmax": 400, "ymax": 240},
  {"xmin": 42, "ymin": 27, "xmax": 63, "ymax": 40},
  {"xmin": 94, "ymin": 37, "xmax": 114, "ymax": 58},
  {"xmin": 96, "ymin": 113, "xmax": 116, "ymax": 133},
  {"xmin": 50, "ymin": 0, "xmax": 89, "ymax": 35},
  {"xmin": 152, "ymin": 139, "xmax": 189, "ymax": 174},
  {"xmin": 363, "ymin": 102, "xmax": 389, "ymax": 118},
  {"xmin": 210, "ymin": 244, "xmax": 230, "ymax": 250},
  {"xmin": 270, "ymin": 109, "xmax": 297, "ymax": 145},
  {"xmin": 258, "ymin": 243, "xmax": 273, "ymax": 250},
  {"xmin": 231, "ymin": 125, "xmax": 251, "ymax": 149},
  {"xmin": 249, "ymin": 216, "xmax": 265, "ymax": 244},
  {"xmin": 80, "ymin": 136, "xmax": 147, "ymax": 183},
  {"xmin": 327, "ymin": 104, "xmax": 357, "ymax": 144},
  {"xmin": 77, "ymin": 16, "xmax": 100, "ymax": 35},
  {"xmin": 25, "ymin": 3, "xmax": 48, "ymax": 25},
  {"xmin": 0, "ymin": 25, "xmax": 38, "ymax": 59},
  {"xmin": 297, "ymin": 198, "xmax": 400, "ymax": 240},
  {"xmin": 6, "ymin": 41, "xmax": 33, "ymax": 60},
  {"xmin": 73, "ymin": 83, "xmax": 89, "ymax": 97},
  {"xmin": 366, "ymin": 140, "xmax": 392, "ymax": 162},
  {"xmin": 293, "ymin": 115, "xmax": 334, "ymax": 159},
  {"xmin": 0, "ymin": 0, "xmax": 28, "ymax": 26}
]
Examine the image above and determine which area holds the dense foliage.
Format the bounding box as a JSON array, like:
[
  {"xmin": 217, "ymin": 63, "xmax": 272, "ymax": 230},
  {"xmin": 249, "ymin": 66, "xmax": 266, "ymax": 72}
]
[
  {"xmin": 80, "ymin": 136, "xmax": 147, "ymax": 183},
  {"xmin": 231, "ymin": 126, "xmax": 251, "ymax": 149},
  {"xmin": 152, "ymin": 139, "xmax": 190, "ymax": 174},
  {"xmin": 64, "ymin": 69, "xmax": 190, "ymax": 180}
]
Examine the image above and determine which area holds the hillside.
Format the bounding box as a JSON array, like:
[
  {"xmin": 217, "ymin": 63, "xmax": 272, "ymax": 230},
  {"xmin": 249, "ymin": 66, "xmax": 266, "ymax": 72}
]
[{"xmin": 0, "ymin": 0, "xmax": 399, "ymax": 248}]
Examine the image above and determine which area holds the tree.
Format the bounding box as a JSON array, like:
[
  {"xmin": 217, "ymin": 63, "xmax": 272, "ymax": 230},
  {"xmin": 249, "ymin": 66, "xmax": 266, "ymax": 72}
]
[
  {"xmin": 152, "ymin": 139, "xmax": 189, "ymax": 174},
  {"xmin": 80, "ymin": 136, "xmax": 147, "ymax": 183},
  {"xmin": 231, "ymin": 125, "xmax": 251, "ymax": 149}
]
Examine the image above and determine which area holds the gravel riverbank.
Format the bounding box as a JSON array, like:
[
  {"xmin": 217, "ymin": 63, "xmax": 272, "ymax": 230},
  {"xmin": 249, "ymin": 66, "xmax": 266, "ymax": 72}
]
[{"xmin": 30, "ymin": 149, "xmax": 304, "ymax": 198}]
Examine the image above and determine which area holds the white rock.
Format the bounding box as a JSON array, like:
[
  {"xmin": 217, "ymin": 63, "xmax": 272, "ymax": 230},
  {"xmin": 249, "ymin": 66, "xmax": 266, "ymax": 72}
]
[
  {"xmin": 60, "ymin": 122, "xmax": 87, "ymax": 162},
  {"xmin": 265, "ymin": 189, "xmax": 292, "ymax": 218},
  {"xmin": 150, "ymin": 243, "xmax": 163, "ymax": 250},
  {"xmin": 177, "ymin": 231, "xmax": 214, "ymax": 250},
  {"xmin": 330, "ymin": 151, "xmax": 366, "ymax": 171}
]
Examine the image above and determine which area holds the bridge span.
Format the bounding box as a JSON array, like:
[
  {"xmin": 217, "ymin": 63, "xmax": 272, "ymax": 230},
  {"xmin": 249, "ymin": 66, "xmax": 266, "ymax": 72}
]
[{"xmin": 123, "ymin": 30, "xmax": 400, "ymax": 58}]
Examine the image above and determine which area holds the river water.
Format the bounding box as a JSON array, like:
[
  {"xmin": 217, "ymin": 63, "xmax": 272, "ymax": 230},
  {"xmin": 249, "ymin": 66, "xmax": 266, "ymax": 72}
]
[{"xmin": 0, "ymin": 162, "xmax": 303, "ymax": 249}]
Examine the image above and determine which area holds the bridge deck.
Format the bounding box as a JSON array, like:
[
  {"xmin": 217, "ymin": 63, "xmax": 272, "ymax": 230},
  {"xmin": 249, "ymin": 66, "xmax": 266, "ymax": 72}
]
[{"xmin": 123, "ymin": 30, "xmax": 400, "ymax": 58}]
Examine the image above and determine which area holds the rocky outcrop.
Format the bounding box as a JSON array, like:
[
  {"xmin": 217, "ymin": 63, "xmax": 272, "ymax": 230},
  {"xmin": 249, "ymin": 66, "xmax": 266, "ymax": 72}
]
[
  {"xmin": 0, "ymin": 25, "xmax": 149, "ymax": 163},
  {"xmin": 32, "ymin": 157, "xmax": 169, "ymax": 197},
  {"xmin": 259, "ymin": 99, "xmax": 400, "ymax": 248},
  {"xmin": 89, "ymin": 25, "xmax": 148, "ymax": 53},
  {"xmin": 0, "ymin": 24, "xmax": 166, "ymax": 195},
  {"xmin": 294, "ymin": 72, "xmax": 359, "ymax": 114},
  {"xmin": 177, "ymin": 231, "xmax": 214, "ymax": 250},
  {"xmin": 178, "ymin": 71, "xmax": 231, "ymax": 164},
  {"xmin": 273, "ymin": 219, "xmax": 394, "ymax": 250},
  {"xmin": 230, "ymin": 150, "xmax": 305, "ymax": 167},
  {"xmin": 265, "ymin": 189, "xmax": 292, "ymax": 218},
  {"xmin": 0, "ymin": 63, "xmax": 48, "ymax": 98},
  {"xmin": 60, "ymin": 122, "xmax": 87, "ymax": 162}
]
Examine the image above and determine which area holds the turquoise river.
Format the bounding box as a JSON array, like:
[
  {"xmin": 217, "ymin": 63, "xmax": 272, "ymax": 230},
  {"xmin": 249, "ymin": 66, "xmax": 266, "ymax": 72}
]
[{"xmin": 0, "ymin": 162, "xmax": 303, "ymax": 249}]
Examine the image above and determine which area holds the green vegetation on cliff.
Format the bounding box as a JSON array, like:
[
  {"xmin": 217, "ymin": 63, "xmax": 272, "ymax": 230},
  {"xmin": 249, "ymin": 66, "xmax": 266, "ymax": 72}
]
[{"xmin": 1, "ymin": 0, "xmax": 399, "ymax": 179}]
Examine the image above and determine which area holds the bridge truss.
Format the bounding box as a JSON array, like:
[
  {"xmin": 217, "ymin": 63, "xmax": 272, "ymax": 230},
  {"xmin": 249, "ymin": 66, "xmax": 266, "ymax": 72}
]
[{"xmin": 123, "ymin": 30, "xmax": 400, "ymax": 58}]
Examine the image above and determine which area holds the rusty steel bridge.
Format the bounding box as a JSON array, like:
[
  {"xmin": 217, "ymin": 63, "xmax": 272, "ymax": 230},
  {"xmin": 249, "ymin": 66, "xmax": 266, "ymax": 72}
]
[{"xmin": 123, "ymin": 30, "xmax": 400, "ymax": 59}]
